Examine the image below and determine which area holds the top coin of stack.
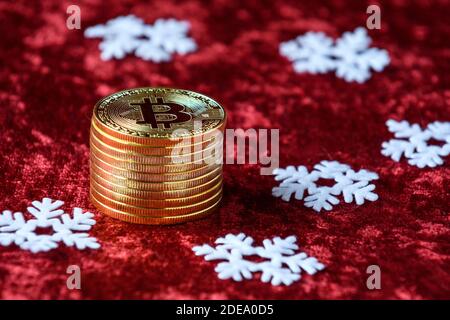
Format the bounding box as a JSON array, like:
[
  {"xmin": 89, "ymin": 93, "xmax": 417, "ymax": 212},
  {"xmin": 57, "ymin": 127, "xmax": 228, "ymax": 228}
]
[{"xmin": 89, "ymin": 87, "xmax": 226, "ymax": 225}]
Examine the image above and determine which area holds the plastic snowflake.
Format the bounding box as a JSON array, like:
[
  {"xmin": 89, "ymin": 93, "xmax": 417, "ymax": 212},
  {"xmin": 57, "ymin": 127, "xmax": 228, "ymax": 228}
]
[
  {"xmin": 381, "ymin": 119, "xmax": 450, "ymax": 168},
  {"xmin": 272, "ymin": 161, "xmax": 379, "ymax": 212},
  {"xmin": 84, "ymin": 15, "xmax": 197, "ymax": 61},
  {"xmin": 0, "ymin": 198, "xmax": 100, "ymax": 253},
  {"xmin": 280, "ymin": 27, "xmax": 390, "ymax": 83},
  {"xmin": 193, "ymin": 233, "xmax": 325, "ymax": 286}
]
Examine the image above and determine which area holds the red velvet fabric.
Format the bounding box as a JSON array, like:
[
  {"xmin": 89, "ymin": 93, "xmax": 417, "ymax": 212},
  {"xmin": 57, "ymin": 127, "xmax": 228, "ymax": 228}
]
[{"xmin": 0, "ymin": 0, "xmax": 449, "ymax": 299}]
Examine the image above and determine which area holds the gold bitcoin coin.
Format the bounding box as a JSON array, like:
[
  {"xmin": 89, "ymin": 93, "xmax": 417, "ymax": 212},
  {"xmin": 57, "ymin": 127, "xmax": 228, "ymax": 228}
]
[
  {"xmin": 90, "ymin": 142, "xmax": 221, "ymax": 174},
  {"xmin": 90, "ymin": 192, "xmax": 221, "ymax": 225},
  {"xmin": 90, "ymin": 151, "xmax": 222, "ymax": 180},
  {"xmin": 90, "ymin": 141, "xmax": 218, "ymax": 173},
  {"xmin": 89, "ymin": 87, "xmax": 226, "ymax": 224},
  {"xmin": 90, "ymin": 169, "xmax": 223, "ymax": 199},
  {"xmin": 90, "ymin": 177, "xmax": 222, "ymax": 208},
  {"xmin": 90, "ymin": 133, "xmax": 222, "ymax": 165},
  {"xmin": 90, "ymin": 146, "xmax": 221, "ymax": 178},
  {"xmin": 90, "ymin": 161, "xmax": 222, "ymax": 191},
  {"xmin": 91, "ymin": 120, "xmax": 222, "ymax": 155},
  {"xmin": 90, "ymin": 151, "xmax": 222, "ymax": 181},
  {"xmin": 90, "ymin": 186, "xmax": 222, "ymax": 217},
  {"xmin": 92, "ymin": 87, "xmax": 226, "ymax": 146}
]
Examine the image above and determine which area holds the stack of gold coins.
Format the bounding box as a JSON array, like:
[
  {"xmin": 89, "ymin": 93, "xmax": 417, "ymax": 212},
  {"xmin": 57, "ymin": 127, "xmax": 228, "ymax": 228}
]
[{"xmin": 89, "ymin": 88, "xmax": 226, "ymax": 225}]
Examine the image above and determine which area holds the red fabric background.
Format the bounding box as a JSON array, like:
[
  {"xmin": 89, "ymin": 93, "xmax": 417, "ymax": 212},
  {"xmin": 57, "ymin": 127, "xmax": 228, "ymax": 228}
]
[{"xmin": 0, "ymin": 0, "xmax": 449, "ymax": 299}]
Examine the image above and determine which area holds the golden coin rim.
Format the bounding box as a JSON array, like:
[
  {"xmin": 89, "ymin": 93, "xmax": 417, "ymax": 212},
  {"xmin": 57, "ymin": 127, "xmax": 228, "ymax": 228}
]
[
  {"xmin": 90, "ymin": 168, "xmax": 223, "ymax": 197},
  {"xmin": 93, "ymin": 87, "xmax": 226, "ymax": 140},
  {"xmin": 90, "ymin": 137, "xmax": 222, "ymax": 167},
  {"xmin": 90, "ymin": 147, "xmax": 222, "ymax": 177},
  {"xmin": 90, "ymin": 162, "xmax": 222, "ymax": 191},
  {"xmin": 90, "ymin": 186, "xmax": 222, "ymax": 216},
  {"xmin": 90, "ymin": 145, "xmax": 221, "ymax": 176},
  {"xmin": 89, "ymin": 150, "xmax": 220, "ymax": 174},
  {"xmin": 90, "ymin": 177, "xmax": 223, "ymax": 207},
  {"xmin": 90, "ymin": 148, "xmax": 221, "ymax": 178},
  {"xmin": 90, "ymin": 193, "xmax": 220, "ymax": 225},
  {"xmin": 93, "ymin": 116, "xmax": 226, "ymax": 147},
  {"xmin": 90, "ymin": 129, "xmax": 223, "ymax": 159},
  {"xmin": 91, "ymin": 120, "xmax": 222, "ymax": 150},
  {"xmin": 90, "ymin": 155, "xmax": 222, "ymax": 183}
]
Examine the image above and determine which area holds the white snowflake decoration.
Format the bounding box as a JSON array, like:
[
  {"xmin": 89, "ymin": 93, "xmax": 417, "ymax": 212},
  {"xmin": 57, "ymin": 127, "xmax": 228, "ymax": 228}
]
[
  {"xmin": 193, "ymin": 233, "xmax": 325, "ymax": 286},
  {"xmin": 272, "ymin": 161, "xmax": 379, "ymax": 212},
  {"xmin": 381, "ymin": 119, "xmax": 450, "ymax": 168},
  {"xmin": 0, "ymin": 198, "xmax": 100, "ymax": 253},
  {"xmin": 280, "ymin": 27, "xmax": 390, "ymax": 83},
  {"xmin": 85, "ymin": 15, "xmax": 197, "ymax": 61}
]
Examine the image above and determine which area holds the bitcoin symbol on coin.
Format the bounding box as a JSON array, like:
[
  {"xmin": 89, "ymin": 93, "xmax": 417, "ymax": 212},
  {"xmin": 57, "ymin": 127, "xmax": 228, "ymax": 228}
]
[
  {"xmin": 129, "ymin": 97, "xmax": 192, "ymax": 129},
  {"xmin": 95, "ymin": 87, "xmax": 225, "ymax": 139}
]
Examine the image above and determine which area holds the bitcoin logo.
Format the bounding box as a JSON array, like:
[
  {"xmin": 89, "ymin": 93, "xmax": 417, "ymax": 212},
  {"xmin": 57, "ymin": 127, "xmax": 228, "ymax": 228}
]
[
  {"xmin": 94, "ymin": 88, "xmax": 225, "ymax": 139},
  {"xmin": 128, "ymin": 97, "xmax": 192, "ymax": 129}
]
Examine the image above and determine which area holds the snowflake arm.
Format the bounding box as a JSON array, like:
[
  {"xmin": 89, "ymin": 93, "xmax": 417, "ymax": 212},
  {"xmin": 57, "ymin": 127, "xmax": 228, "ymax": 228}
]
[
  {"xmin": 256, "ymin": 262, "xmax": 301, "ymax": 286},
  {"xmin": 98, "ymin": 36, "xmax": 140, "ymax": 60},
  {"xmin": 427, "ymin": 121, "xmax": 450, "ymax": 141},
  {"xmin": 160, "ymin": 36, "xmax": 197, "ymax": 55},
  {"xmin": 272, "ymin": 183, "xmax": 309, "ymax": 201},
  {"xmin": 27, "ymin": 198, "xmax": 64, "ymax": 227},
  {"xmin": 381, "ymin": 139, "xmax": 416, "ymax": 161},
  {"xmin": 193, "ymin": 244, "xmax": 232, "ymax": 261},
  {"xmin": 272, "ymin": 166, "xmax": 318, "ymax": 201},
  {"xmin": 0, "ymin": 210, "xmax": 26, "ymax": 246},
  {"xmin": 334, "ymin": 61, "xmax": 371, "ymax": 83},
  {"xmin": 360, "ymin": 47, "xmax": 390, "ymax": 73},
  {"xmin": 135, "ymin": 40, "xmax": 171, "ymax": 62},
  {"xmin": 142, "ymin": 19, "xmax": 197, "ymax": 55},
  {"xmin": 281, "ymin": 252, "xmax": 326, "ymax": 274},
  {"xmin": 85, "ymin": 15, "xmax": 146, "ymax": 38},
  {"xmin": 273, "ymin": 165, "xmax": 306, "ymax": 183},
  {"xmin": 341, "ymin": 181, "xmax": 378, "ymax": 205},
  {"xmin": 279, "ymin": 39, "xmax": 301, "ymax": 60},
  {"xmin": 256, "ymin": 236, "xmax": 299, "ymax": 267},
  {"xmin": 313, "ymin": 160, "xmax": 351, "ymax": 178},
  {"xmin": 215, "ymin": 254, "xmax": 256, "ymax": 281},
  {"xmin": 280, "ymin": 32, "xmax": 336, "ymax": 74},
  {"xmin": 0, "ymin": 210, "xmax": 26, "ymax": 232},
  {"xmin": 386, "ymin": 119, "xmax": 423, "ymax": 138},
  {"xmin": 84, "ymin": 25, "xmax": 108, "ymax": 38},
  {"xmin": 408, "ymin": 146, "xmax": 445, "ymax": 168},
  {"xmin": 304, "ymin": 187, "xmax": 340, "ymax": 212},
  {"xmin": 192, "ymin": 243, "xmax": 215, "ymax": 256},
  {"xmin": 334, "ymin": 27, "xmax": 372, "ymax": 53},
  {"xmin": 439, "ymin": 141, "xmax": 450, "ymax": 157},
  {"xmin": 215, "ymin": 233, "xmax": 256, "ymax": 255},
  {"xmin": 54, "ymin": 232, "xmax": 100, "ymax": 250},
  {"xmin": 344, "ymin": 169, "xmax": 379, "ymax": 182},
  {"xmin": 0, "ymin": 233, "xmax": 16, "ymax": 246},
  {"xmin": 258, "ymin": 236, "xmax": 298, "ymax": 257},
  {"xmin": 54, "ymin": 208, "xmax": 96, "ymax": 232},
  {"xmin": 19, "ymin": 234, "xmax": 58, "ymax": 253}
]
